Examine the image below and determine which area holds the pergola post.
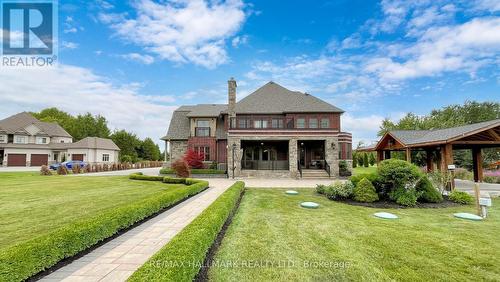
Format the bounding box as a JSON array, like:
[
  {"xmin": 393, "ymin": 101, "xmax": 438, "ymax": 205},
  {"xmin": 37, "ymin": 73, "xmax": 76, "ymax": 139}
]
[
  {"xmin": 405, "ymin": 148, "xmax": 411, "ymax": 163},
  {"xmin": 426, "ymin": 149, "xmax": 434, "ymax": 172},
  {"xmin": 376, "ymin": 150, "xmax": 384, "ymax": 164},
  {"xmin": 472, "ymin": 147, "xmax": 483, "ymax": 182}
]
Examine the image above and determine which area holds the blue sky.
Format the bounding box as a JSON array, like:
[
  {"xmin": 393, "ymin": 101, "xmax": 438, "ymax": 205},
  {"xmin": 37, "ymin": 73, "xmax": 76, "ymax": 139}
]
[{"xmin": 0, "ymin": 0, "xmax": 499, "ymax": 147}]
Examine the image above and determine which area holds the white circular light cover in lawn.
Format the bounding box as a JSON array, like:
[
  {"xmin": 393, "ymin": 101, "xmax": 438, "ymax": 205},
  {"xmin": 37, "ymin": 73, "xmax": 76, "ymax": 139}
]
[
  {"xmin": 373, "ymin": 212, "xmax": 398, "ymax": 219},
  {"xmin": 453, "ymin": 213, "xmax": 483, "ymax": 221},
  {"xmin": 300, "ymin": 202, "xmax": 319, "ymax": 209},
  {"xmin": 286, "ymin": 190, "xmax": 299, "ymax": 195}
]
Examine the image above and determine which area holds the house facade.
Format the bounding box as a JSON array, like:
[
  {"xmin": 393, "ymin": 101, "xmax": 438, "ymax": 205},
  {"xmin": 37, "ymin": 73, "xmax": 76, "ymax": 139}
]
[
  {"xmin": 162, "ymin": 79, "xmax": 352, "ymax": 178},
  {"xmin": 0, "ymin": 112, "xmax": 120, "ymax": 167}
]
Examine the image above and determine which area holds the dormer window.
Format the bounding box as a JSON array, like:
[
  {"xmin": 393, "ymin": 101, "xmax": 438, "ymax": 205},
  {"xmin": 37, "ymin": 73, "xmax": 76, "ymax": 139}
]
[{"xmin": 15, "ymin": 136, "xmax": 26, "ymax": 144}]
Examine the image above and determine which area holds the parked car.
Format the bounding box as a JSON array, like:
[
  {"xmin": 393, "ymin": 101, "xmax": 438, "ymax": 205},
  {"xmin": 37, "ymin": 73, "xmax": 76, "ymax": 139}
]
[{"xmin": 50, "ymin": 161, "xmax": 88, "ymax": 170}]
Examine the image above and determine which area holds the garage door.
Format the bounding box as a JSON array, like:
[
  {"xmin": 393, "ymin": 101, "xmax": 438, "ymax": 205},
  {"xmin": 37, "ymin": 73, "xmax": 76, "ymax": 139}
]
[
  {"xmin": 72, "ymin": 154, "xmax": 84, "ymax": 161},
  {"xmin": 7, "ymin": 154, "xmax": 26, "ymax": 166},
  {"xmin": 31, "ymin": 154, "xmax": 48, "ymax": 166}
]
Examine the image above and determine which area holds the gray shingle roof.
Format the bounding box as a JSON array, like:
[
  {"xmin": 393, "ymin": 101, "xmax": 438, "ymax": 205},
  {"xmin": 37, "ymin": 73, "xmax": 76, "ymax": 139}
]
[
  {"xmin": 0, "ymin": 112, "xmax": 72, "ymax": 137},
  {"xmin": 186, "ymin": 104, "xmax": 227, "ymax": 117},
  {"xmin": 232, "ymin": 82, "xmax": 344, "ymax": 114},
  {"xmin": 389, "ymin": 119, "xmax": 500, "ymax": 145},
  {"xmin": 69, "ymin": 137, "xmax": 120, "ymax": 150},
  {"xmin": 162, "ymin": 110, "xmax": 191, "ymax": 140}
]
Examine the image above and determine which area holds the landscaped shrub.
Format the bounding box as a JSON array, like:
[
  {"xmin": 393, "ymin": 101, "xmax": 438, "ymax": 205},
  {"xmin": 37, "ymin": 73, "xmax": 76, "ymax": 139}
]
[
  {"xmin": 316, "ymin": 184, "xmax": 327, "ymax": 194},
  {"xmin": 0, "ymin": 178, "xmax": 209, "ymax": 282},
  {"xmin": 350, "ymin": 173, "xmax": 379, "ymax": 187},
  {"xmin": 449, "ymin": 191, "xmax": 474, "ymax": 204},
  {"xmin": 416, "ymin": 176, "xmax": 443, "ymax": 203},
  {"xmin": 57, "ymin": 165, "xmax": 68, "ymax": 175},
  {"xmin": 389, "ymin": 186, "xmax": 421, "ymax": 207},
  {"xmin": 162, "ymin": 177, "xmax": 186, "ymax": 184},
  {"xmin": 377, "ymin": 159, "xmax": 423, "ymax": 196},
  {"xmin": 160, "ymin": 168, "xmax": 226, "ymax": 175},
  {"xmin": 454, "ymin": 168, "xmax": 473, "ymax": 180},
  {"xmin": 363, "ymin": 153, "xmax": 369, "ymax": 167},
  {"xmin": 72, "ymin": 163, "xmax": 81, "ymax": 174},
  {"xmin": 184, "ymin": 149, "xmax": 204, "ymax": 169},
  {"xmin": 353, "ymin": 178, "xmax": 378, "ymax": 202},
  {"xmin": 40, "ymin": 165, "xmax": 52, "ymax": 176},
  {"xmin": 339, "ymin": 160, "xmax": 352, "ymax": 177},
  {"xmin": 172, "ymin": 159, "xmax": 190, "ymax": 178},
  {"xmin": 324, "ymin": 181, "xmax": 354, "ymax": 200},
  {"xmin": 369, "ymin": 153, "xmax": 376, "ymax": 166},
  {"xmin": 129, "ymin": 181, "xmax": 245, "ymax": 282},
  {"xmin": 129, "ymin": 174, "xmax": 164, "ymax": 181}
]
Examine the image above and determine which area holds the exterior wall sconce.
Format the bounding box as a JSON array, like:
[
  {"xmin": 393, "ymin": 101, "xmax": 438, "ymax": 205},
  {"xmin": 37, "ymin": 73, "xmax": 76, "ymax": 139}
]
[{"xmin": 331, "ymin": 142, "xmax": 336, "ymax": 149}]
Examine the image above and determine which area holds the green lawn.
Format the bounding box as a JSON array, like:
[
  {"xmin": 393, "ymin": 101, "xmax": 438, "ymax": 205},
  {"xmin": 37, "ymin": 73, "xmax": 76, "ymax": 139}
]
[
  {"xmin": 0, "ymin": 172, "xmax": 184, "ymax": 250},
  {"xmin": 352, "ymin": 165, "xmax": 377, "ymax": 175},
  {"xmin": 209, "ymin": 188, "xmax": 500, "ymax": 281}
]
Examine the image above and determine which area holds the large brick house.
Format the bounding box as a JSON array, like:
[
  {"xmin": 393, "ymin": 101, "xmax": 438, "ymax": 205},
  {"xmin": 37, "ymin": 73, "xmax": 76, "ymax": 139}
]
[{"xmin": 162, "ymin": 79, "xmax": 352, "ymax": 178}]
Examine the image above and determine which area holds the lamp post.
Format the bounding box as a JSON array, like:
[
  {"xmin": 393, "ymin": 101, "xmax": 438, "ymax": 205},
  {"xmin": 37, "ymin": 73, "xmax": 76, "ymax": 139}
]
[{"xmin": 232, "ymin": 143, "xmax": 237, "ymax": 179}]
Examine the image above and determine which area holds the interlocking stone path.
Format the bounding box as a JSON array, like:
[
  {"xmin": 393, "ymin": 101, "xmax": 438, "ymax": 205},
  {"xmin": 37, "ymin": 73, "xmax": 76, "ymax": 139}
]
[{"xmin": 40, "ymin": 181, "xmax": 233, "ymax": 282}]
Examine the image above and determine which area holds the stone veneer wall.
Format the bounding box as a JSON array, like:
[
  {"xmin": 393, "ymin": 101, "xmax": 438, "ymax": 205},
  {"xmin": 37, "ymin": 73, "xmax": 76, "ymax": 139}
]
[
  {"xmin": 169, "ymin": 141, "xmax": 188, "ymax": 166},
  {"xmin": 227, "ymin": 135, "xmax": 339, "ymax": 179}
]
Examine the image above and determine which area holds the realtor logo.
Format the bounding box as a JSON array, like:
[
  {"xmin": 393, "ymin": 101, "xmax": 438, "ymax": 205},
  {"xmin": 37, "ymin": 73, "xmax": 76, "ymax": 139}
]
[{"xmin": 1, "ymin": 0, "xmax": 57, "ymax": 67}]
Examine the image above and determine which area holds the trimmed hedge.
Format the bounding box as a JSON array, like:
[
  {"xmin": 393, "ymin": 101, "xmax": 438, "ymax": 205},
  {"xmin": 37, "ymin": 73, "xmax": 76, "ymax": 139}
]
[
  {"xmin": 160, "ymin": 168, "xmax": 226, "ymax": 175},
  {"xmin": 0, "ymin": 177, "xmax": 209, "ymax": 282},
  {"xmin": 129, "ymin": 181, "xmax": 246, "ymax": 281},
  {"xmin": 449, "ymin": 191, "xmax": 474, "ymax": 204}
]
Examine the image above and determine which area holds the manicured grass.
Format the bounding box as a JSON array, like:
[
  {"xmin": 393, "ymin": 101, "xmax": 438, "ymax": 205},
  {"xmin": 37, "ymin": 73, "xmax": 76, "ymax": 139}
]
[
  {"xmin": 0, "ymin": 172, "xmax": 207, "ymax": 281},
  {"xmin": 129, "ymin": 181, "xmax": 245, "ymax": 281},
  {"xmin": 353, "ymin": 165, "xmax": 377, "ymax": 175},
  {"xmin": 209, "ymin": 188, "xmax": 500, "ymax": 281}
]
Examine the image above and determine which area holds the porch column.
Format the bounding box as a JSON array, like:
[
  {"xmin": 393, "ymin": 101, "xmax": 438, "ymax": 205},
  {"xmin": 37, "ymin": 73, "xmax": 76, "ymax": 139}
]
[
  {"xmin": 426, "ymin": 149, "xmax": 434, "ymax": 172},
  {"xmin": 439, "ymin": 144, "xmax": 453, "ymax": 172},
  {"xmin": 289, "ymin": 138, "xmax": 298, "ymax": 178},
  {"xmin": 376, "ymin": 150, "xmax": 384, "ymax": 164},
  {"xmin": 472, "ymin": 147, "xmax": 483, "ymax": 182},
  {"xmin": 227, "ymin": 137, "xmax": 241, "ymax": 178}
]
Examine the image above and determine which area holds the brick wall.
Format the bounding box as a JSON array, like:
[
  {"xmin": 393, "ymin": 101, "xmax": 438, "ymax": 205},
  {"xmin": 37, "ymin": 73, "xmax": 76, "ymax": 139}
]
[{"xmin": 187, "ymin": 137, "xmax": 217, "ymax": 161}]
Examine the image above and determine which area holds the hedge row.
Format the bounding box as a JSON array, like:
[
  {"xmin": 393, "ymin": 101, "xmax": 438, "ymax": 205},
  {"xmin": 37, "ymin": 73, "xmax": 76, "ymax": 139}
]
[
  {"xmin": 129, "ymin": 173, "xmax": 207, "ymax": 185},
  {"xmin": 160, "ymin": 168, "xmax": 226, "ymax": 175},
  {"xmin": 129, "ymin": 181, "xmax": 246, "ymax": 281},
  {"xmin": 0, "ymin": 177, "xmax": 209, "ymax": 282}
]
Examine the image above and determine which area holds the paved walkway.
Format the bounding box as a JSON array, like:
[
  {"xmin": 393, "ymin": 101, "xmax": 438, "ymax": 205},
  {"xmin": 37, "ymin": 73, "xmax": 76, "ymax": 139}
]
[
  {"xmin": 70, "ymin": 167, "xmax": 162, "ymax": 177},
  {"xmin": 40, "ymin": 181, "xmax": 233, "ymax": 282}
]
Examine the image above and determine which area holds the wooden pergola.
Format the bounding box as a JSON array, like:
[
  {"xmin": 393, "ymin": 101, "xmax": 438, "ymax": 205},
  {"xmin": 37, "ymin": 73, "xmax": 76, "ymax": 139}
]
[{"xmin": 359, "ymin": 119, "xmax": 500, "ymax": 183}]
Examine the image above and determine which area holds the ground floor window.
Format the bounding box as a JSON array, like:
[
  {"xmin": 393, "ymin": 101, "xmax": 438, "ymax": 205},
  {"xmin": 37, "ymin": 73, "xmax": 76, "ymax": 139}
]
[
  {"xmin": 102, "ymin": 154, "xmax": 110, "ymax": 162},
  {"xmin": 195, "ymin": 146, "xmax": 210, "ymax": 161}
]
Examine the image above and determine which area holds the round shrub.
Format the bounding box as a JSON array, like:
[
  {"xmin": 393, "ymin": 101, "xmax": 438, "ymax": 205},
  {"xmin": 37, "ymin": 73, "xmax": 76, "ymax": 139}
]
[
  {"xmin": 353, "ymin": 178, "xmax": 379, "ymax": 203},
  {"xmin": 324, "ymin": 181, "xmax": 354, "ymax": 200},
  {"xmin": 171, "ymin": 159, "xmax": 190, "ymax": 178},
  {"xmin": 390, "ymin": 187, "xmax": 420, "ymax": 207},
  {"xmin": 416, "ymin": 176, "xmax": 443, "ymax": 203},
  {"xmin": 316, "ymin": 184, "xmax": 326, "ymax": 195},
  {"xmin": 57, "ymin": 165, "xmax": 68, "ymax": 175},
  {"xmin": 449, "ymin": 191, "xmax": 474, "ymax": 204},
  {"xmin": 377, "ymin": 159, "xmax": 422, "ymax": 196},
  {"xmin": 40, "ymin": 165, "xmax": 52, "ymax": 176}
]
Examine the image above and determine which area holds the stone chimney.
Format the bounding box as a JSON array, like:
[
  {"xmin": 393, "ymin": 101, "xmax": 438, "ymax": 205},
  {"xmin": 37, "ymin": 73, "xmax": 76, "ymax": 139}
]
[{"xmin": 228, "ymin": 77, "xmax": 237, "ymax": 128}]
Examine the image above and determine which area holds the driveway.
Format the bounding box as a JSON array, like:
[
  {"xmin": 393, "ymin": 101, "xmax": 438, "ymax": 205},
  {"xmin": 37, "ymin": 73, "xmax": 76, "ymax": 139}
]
[
  {"xmin": 0, "ymin": 167, "xmax": 40, "ymax": 172},
  {"xmin": 70, "ymin": 167, "xmax": 161, "ymax": 176},
  {"xmin": 455, "ymin": 179, "xmax": 500, "ymax": 196}
]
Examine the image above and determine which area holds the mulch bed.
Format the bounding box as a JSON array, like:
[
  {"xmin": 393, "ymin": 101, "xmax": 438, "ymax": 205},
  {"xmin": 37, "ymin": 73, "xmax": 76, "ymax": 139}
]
[{"xmin": 337, "ymin": 196, "xmax": 461, "ymax": 209}]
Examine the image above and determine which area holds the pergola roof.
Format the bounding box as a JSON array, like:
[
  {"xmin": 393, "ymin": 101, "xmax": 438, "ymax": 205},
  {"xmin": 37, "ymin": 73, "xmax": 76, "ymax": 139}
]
[{"xmin": 374, "ymin": 119, "xmax": 500, "ymax": 150}]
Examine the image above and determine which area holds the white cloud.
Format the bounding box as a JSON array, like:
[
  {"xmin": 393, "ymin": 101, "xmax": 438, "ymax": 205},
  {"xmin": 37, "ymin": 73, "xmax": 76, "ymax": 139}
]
[
  {"xmin": 365, "ymin": 18, "xmax": 500, "ymax": 80},
  {"xmin": 61, "ymin": 41, "xmax": 79, "ymax": 49},
  {"xmin": 100, "ymin": 0, "xmax": 246, "ymax": 68},
  {"xmin": 231, "ymin": 35, "xmax": 249, "ymax": 47},
  {"xmin": 0, "ymin": 65, "xmax": 176, "ymax": 147},
  {"xmin": 120, "ymin": 53, "xmax": 155, "ymax": 65}
]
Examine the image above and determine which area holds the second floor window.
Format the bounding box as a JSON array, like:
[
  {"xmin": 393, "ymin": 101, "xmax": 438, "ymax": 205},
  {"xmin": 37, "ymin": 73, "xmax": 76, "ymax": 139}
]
[
  {"xmin": 102, "ymin": 154, "xmax": 110, "ymax": 162},
  {"xmin": 195, "ymin": 120, "xmax": 210, "ymax": 136},
  {"xmin": 321, "ymin": 118, "xmax": 330, "ymax": 128},
  {"xmin": 15, "ymin": 136, "xmax": 26, "ymax": 144},
  {"xmin": 309, "ymin": 118, "xmax": 318, "ymax": 128},
  {"xmin": 238, "ymin": 119, "xmax": 249, "ymax": 128},
  {"xmin": 272, "ymin": 119, "xmax": 283, "ymax": 128},
  {"xmin": 254, "ymin": 120, "xmax": 268, "ymax": 128},
  {"xmin": 0, "ymin": 135, "xmax": 5, "ymax": 143},
  {"xmin": 297, "ymin": 118, "xmax": 305, "ymax": 128}
]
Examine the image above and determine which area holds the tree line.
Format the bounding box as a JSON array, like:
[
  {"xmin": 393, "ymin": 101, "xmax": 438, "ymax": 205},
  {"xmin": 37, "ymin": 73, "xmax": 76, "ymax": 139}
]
[
  {"xmin": 373, "ymin": 101, "xmax": 499, "ymax": 169},
  {"xmin": 32, "ymin": 108, "xmax": 163, "ymax": 163}
]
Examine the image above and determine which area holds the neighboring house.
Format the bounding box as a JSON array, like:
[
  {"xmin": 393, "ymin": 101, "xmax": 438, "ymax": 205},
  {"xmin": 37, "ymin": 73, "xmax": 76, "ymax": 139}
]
[
  {"xmin": 0, "ymin": 112, "xmax": 120, "ymax": 167},
  {"xmin": 162, "ymin": 79, "xmax": 352, "ymax": 178}
]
